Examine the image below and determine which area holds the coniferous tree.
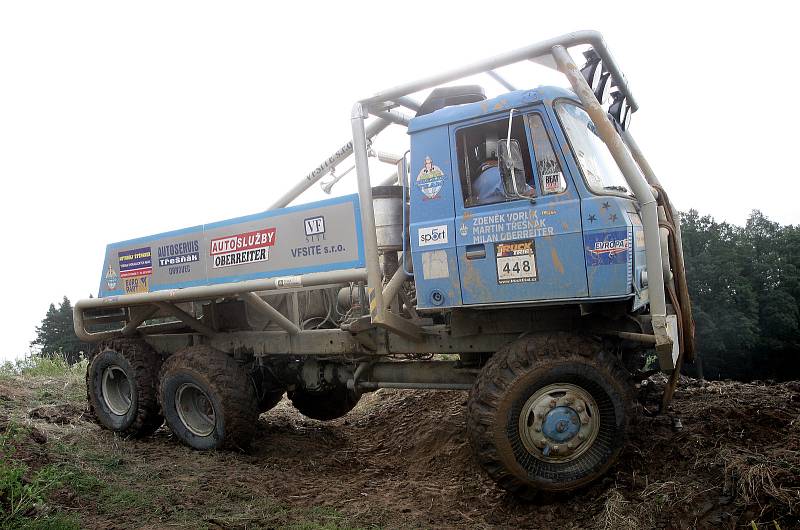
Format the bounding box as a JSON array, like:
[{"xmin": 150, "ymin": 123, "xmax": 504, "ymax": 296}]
[{"xmin": 30, "ymin": 296, "xmax": 86, "ymax": 364}]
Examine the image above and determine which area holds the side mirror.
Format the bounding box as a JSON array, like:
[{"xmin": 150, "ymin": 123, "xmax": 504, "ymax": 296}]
[{"xmin": 498, "ymin": 139, "xmax": 532, "ymax": 199}]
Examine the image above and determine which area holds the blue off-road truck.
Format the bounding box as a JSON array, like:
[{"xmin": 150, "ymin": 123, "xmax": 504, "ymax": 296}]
[{"xmin": 75, "ymin": 31, "xmax": 694, "ymax": 495}]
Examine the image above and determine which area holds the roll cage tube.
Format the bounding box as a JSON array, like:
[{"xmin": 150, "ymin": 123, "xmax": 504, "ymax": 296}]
[{"xmin": 352, "ymin": 30, "xmax": 673, "ymax": 355}]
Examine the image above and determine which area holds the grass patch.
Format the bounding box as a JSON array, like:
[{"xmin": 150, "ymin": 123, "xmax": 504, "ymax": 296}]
[
  {"xmin": 0, "ymin": 354, "xmax": 383, "ymax": 529},
  {"xmin": 13, "ymin": 513, "xmax": 80, "ymax": 530},
  {"xmin": 0, "ymin": 353, "xmax": 87, "ymax": 407},
  {"xmin": 1, "ymin": 419, "xmax": 96, "ymax": 529},
  {"xmin": 0, "ymin": 353, "xmax": 86, "ymax": 380}
]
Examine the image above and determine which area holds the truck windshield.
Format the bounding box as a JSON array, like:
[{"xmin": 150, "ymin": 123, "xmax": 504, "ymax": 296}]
[{"xmin": 555, "ymin": 102, "xmax": 631, "ymax": 196}]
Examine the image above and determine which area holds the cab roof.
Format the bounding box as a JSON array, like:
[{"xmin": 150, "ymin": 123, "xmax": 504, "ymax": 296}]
[{"xmin": 407, "ymin": 85, "xmax": 578, "ymax": 134}]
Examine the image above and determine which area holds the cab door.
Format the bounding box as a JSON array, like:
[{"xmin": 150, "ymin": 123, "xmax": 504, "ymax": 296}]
[{"xmin": 453, "ymin": 108, "xmax": 588, "ymax": 305}]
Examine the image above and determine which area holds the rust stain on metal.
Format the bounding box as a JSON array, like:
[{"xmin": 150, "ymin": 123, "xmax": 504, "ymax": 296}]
[
  {"xmin": 551, "ymin": 247, "xmax": 565, "ymax": 274},
  {"xmin": 492, "ymin": 99, "xmax": 509, "ymax": 111},
  {"xmin": 461, "ymin": 258, "xmax": 492, "ymax": 302}
]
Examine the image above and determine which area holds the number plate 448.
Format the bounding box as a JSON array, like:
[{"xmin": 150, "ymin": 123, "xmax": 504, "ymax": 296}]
[{"xmin": 495, "ymin": 240, "xmax": 538, "ymax": 284}]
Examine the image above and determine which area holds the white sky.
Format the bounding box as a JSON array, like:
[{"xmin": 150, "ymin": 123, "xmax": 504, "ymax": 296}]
[{"xmin": 1, "ymin": 1, "xmax": 798, "ymax": 361}]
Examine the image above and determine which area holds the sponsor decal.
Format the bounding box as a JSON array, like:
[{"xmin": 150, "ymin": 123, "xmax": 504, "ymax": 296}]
[
  {"xmin": 123, "ymin": 275, "xmax": 150, "ymax": 294},
  {"xmin": 539, "ymin": 159, "xmax": 564, "ymax": 194},
  {"xmin": 418, "ymin": 225, "xmax": 448, "ymax": 247},
  {"xmin": 304, "ymin": 216, "xmax": 326, "ymax": 241},
  {"xmin": 105, "ymin": 265, "xmax": 118, "ymax": 290},
  {"xmin": 459, "ymin": 223, "xmax": 468, "ymax": 237},
  {"xmin": 470, "ymin": 210, "xmax": 553, "ymax": 245},
  {"xmin": 290, "ymin": 243, "xmax": 346, "ymax": 257},
  {"xmin": 416, "ymin": 156, "xmax": 445, "ymax": 200},
  {"xmin": 210, "ymin": 228, "xmax": 276, "ymax": 268},
  {"xmin": 584, "ymin": 229, "xmax": 630, "ymax": 266},
  {"xmin": 157, "ymin": 240, "xmax": 200, "ymax": 267},
  {"xmin": 543, "ymin": 172, "xmax": 562, "ymax": 193},
  {"xmin": 275, "ymin": 275, "xmax": 303, "ymax": 289},
  {"xmin": 495, "ymin": 240, "xmax": 538, "ymax": 284},
  {"xmin": 118, "ymin": 247, "xmax": 153, "ymax": 278}
]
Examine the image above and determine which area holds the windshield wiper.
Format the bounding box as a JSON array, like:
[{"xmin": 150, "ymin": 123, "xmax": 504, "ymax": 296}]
[{"xmin": 604, "ymin": 185, "xmax": 629, "ymax": 193}]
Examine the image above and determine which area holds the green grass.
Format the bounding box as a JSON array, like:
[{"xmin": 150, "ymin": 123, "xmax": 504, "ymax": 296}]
[
  {"xmin": 0, "ymin": 354, "xmax": 384, "ymax": 529},
  {"xmin": 0, "ymin": 420, "xmax": 85, "ymax": 529},
  {"xmin": 0, "ymin": 353, "xmax": 87, "ymax": 406},
  {"xmin": 0, "ymin": 353, "xmax": 85, "ymax": 378}
]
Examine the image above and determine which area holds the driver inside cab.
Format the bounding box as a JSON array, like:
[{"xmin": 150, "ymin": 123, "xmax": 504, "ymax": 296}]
[
  {"xmin": 473, "ymin": 136, "xmax": 533, "ymax": 205},
  {"xmin": 473, "ymin": 136, "xmax": 503, "ymax": 205}
]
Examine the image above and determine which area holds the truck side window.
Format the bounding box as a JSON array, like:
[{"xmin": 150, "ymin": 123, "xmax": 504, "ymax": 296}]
[
  {"xmin": 527, "ymin": 114, "xmax": 566, "ymax": 195},
  {"xmin": 456, "ymin": 116, "xmax": 533, "ymax": 207}
]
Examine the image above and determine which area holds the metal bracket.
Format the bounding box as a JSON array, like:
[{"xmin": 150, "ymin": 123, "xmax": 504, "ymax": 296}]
[
  {"xmin": 240, "ymin": 292, "xmax": 300, "ymax": 335},
  {"xmin": 154, "ymin": 302, "xmax": 217, "ymax": 338},
  {"xmin": 373, "ymin": 310, "xmax": 423, "ymax": 342},
  {"xmin": 122, "ymin": 305, "xmax": 159, "ymax": 336}
]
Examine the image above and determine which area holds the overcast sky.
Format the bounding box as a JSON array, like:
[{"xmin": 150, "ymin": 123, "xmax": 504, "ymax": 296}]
[{"xmin": 1, "ymin": 1, "xmax": 797, "ymax": 361}]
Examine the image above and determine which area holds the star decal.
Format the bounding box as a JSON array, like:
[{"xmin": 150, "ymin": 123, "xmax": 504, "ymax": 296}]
[
  {"xmin": 601, "ymin": 201, "xmax": 611, "ymax": 210},
  {"xmin": 609, "ymin": 213, "xmax": 618, "ymax": 222},
  {"xmin": 587, "ymin": 214, "xmax": 597, "ymax": 223}
]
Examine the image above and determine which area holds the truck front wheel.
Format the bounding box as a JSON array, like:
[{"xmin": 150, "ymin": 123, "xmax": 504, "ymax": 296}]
[
  {"xmin": 467, "ymin": 333, "xmax": 632, "ymax": 496},
  {"xmin": 159, "ymin": 346, "xmax": 258, "ymax": 450}
]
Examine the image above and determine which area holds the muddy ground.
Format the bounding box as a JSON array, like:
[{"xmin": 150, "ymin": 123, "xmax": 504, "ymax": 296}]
[{"xmin": 1, "ymin": 370, "xmax": 799, "ymax": 529}]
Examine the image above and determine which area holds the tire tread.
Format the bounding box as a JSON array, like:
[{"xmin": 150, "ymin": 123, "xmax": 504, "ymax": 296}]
[
  {"xmin": 159, "ymin": 345, "xmax": 258, "ymax": 450},
  {"xmin": 467, "ymin": 332, "xmax": 633, "ymax": 496}
]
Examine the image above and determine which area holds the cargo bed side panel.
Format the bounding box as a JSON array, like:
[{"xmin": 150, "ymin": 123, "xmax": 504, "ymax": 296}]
[{"xmin": 98, "ymin": 194, "xmax": 364, "ymax": 298}]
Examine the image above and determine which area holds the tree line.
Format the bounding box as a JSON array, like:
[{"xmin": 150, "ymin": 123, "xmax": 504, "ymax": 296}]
[
  {"xmin": 30, "ymin": 210, "xmax": 800, "ymax": 381},
  {"xmin": 682, "ymin": 210, "xmax": 799, "ymax": 380}
]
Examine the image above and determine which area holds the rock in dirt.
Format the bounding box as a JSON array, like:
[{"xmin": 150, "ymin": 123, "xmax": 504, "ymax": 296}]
[{"xmin": 29, "ymin": 426, "xmax": 47, "ymax": 444}]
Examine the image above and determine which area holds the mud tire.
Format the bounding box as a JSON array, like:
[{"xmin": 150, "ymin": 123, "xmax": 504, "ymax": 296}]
[
  {"xmin": 86, "ymin": 338, "xmax": 163, "ymax": 437},
  {"xmin": 467, "ymin": 332, "xmax": 632, "ymax": 496},
  {"xmin": 159, "ymin": 346, "xmax": 258, "ymax": 451},
  {"xmin": 288, "ymin": 386, "xmax": 361, "ymax": 421}
]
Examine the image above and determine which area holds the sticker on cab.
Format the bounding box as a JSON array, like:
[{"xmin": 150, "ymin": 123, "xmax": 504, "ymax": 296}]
[
  {"xmin": 418, "ymin": 225, "xmax": 448, "ymax": 247},
  {"xmin": 495, "ymin": 240, "xmax": 538, "ymax": 284},
  {"xmin": 584, "ymin": 229, "xmax": 630, "ymax": 266},
  {"xmin": 416, "ymin": 156, "xmax": 445, "ymax": 200}
]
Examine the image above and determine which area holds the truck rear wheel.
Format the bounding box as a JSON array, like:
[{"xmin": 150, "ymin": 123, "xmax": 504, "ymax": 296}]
[
  {"xmin": 288, "ymin": 386, "xmax": 361, "ymax": 421},
  {"xmin": 159, "ymin": 346, "xmax": 258, "ymax": 450},
  {"xmin": 467, "ymin": 333, "xmax": 632, "ymax": 496},
  {"xmin": 86, "ymin": 338, "xmax": 163, "ymax": 437}
]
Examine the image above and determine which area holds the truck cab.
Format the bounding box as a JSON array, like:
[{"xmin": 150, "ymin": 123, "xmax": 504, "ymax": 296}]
[{"xmin": 409, "ymin": 86, "xmax": 646, "ymax": 312}]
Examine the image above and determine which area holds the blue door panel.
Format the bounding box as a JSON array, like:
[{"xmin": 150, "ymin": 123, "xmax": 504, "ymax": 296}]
[
  {"xmin": 409, "ymin": 126, "xmax": 463, "ymax": 309},
  {"xmin": 452, "ymin": 107, "xmax": 589, "ymax": 306}
]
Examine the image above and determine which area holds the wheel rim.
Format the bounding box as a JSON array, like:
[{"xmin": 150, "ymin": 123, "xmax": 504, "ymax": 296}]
[
  {"xmin": 175, "ymin": 383, "xmax": 216, "ymax": 437},
  {"xmin": 518, "ymin": 383, "xmax": 600, "ymax": 463},
  {"xmin": 101, "ymin": 365, "xmax": 132, "ymax": 416}
]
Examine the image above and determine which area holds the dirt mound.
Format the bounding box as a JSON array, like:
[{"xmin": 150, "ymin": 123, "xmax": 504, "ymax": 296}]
[
  {"xmin": 8, "ymin": 374, "xmax": 800, "ymax": 529},
  {"xmin": 29, "ymin": 403, "xmax": 88, "ymax": 425},
  {"xmin": 245, "ymin": 378, "xmax": 800, "ymax": 528}
]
